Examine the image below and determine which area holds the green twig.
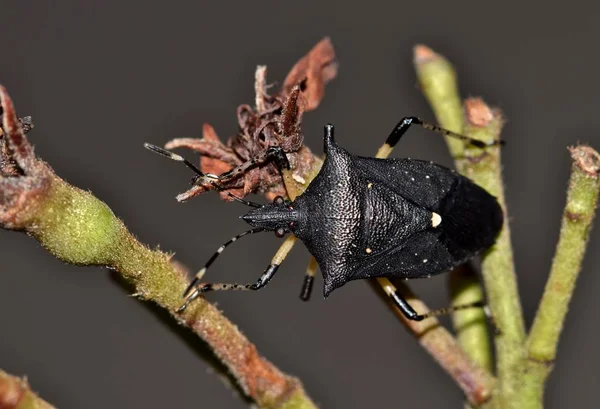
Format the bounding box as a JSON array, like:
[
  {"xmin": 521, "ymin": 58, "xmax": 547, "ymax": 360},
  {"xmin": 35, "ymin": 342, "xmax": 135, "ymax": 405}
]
[
  {"xmin": 461, "ymin": 98, "xmax": 526, "ymax": 409},
  {"xmin": 521, "ymin": 145, "xmax": 600, "ymax": 408},
  {"xmin": 414, "ymin": 44, "xmax": 465, "ymax": 156},
  {"xmin": 0, "ymin": 370, "xmax": 55, "ymax": 409},
  {"xmin": 415, "ymin": 45, "xmax": 528, "ymax": 409},
  {"xmin": 0, "ymin": 86, "xmax": 316, "ymax": 409},
  {"xmin": 449, "ymin": 266, "xmax": 493, "ymax": 373},
  {"xmin": 414, "ymin": 45, "xmax": 496, "ymax": 399}
]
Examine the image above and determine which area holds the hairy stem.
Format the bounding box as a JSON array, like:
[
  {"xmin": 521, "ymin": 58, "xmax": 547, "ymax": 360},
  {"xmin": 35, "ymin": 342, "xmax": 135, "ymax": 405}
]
[
  {"xmin": 461, "ymin": 99, "xmax": 525, "ymax": 409},
  {"xmin": 0, "ymin": 87, "xmax": 316, "ymax": 409},
  {"xmin": 414, "ymin": 44, "xmax": 465, "ymax": 157},
  {"xmin": 35, "ymin": 178, "xmax": 316, "ymax": 409},
  {"xmin": 449, "ymin": 266, "xmax": 493, "ymax": 373},
  {"xmin": 414, "ymin": 45, "xmax": 496, "ymax": 404},
  {"xmin": 520, "ymin": 146, "xmax": 600, "ymax": 408}
]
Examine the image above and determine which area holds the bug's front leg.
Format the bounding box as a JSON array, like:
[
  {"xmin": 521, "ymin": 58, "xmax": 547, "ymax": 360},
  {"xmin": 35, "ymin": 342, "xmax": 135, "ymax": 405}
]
[
  {"xmin": 192, "ymin": 145, "xmax": 290, "ymax": 187},
  {"xmin": 144, "ymin": 142, "xmax": 290, "ymax": 190},
  {"xmin": 177, "ymin": 263, "xmax": 280, "ymax": 313},
  {"xmin": 178, "ymin": 235, "xmax": 296, "ymax": 312}
]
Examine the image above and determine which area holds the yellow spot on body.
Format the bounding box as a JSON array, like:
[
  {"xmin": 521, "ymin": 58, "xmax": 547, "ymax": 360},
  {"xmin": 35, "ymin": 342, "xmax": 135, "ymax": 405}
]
[
  {"xmin": 432, "ymin": 212, "xmax": 442, "ymax": 227},
  {"xmin": 367, "ymin": 182, "xmax": 373, "ymax": 189},
  {"xmin": 293, "ymin": 173, "xmax": 306, "ymax": 184},
  {"xmin": 366, "ymin": 247, "xmax": 372, "ymax": 254}
]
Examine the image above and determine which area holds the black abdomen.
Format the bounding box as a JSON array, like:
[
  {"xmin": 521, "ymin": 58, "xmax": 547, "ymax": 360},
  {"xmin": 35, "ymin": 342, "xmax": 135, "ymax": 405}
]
[{"xmin": 437, "ymin": 176, "xmax": 504, "ymax": 262}]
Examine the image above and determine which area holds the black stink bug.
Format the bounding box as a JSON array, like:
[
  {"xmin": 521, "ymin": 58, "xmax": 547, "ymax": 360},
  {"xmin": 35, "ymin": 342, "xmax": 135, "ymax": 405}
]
[{"xmin": 145, "ymin": 117, "xmax": 504, "ymax": 320}]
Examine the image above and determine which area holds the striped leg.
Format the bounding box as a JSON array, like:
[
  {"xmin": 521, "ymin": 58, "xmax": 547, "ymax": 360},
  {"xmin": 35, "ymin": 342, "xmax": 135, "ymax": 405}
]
[
  {"xmin": 299, "ymin": 256, "xmax": 319, "ymax": 301},
  {"xmin": 144, "ymin": 143, "xmax": 290, "ymax": 188},
  {"xmin": 375, "ymin": 116, "xmax": 503, "ymax": 159},
  {"xmin": 178, "ymin": 234, "xmax": 297, "ymax": 312},
  {"xmin": 181, "ymin": 228, "xmax": 266, "ymax": 298},
  {"xmin": 374, "ymin": 117, "xmax": 496, "ymax": 321},
  {"xmin": 377, "ymin": 278, "xmax": 486, "ymax": 321}
]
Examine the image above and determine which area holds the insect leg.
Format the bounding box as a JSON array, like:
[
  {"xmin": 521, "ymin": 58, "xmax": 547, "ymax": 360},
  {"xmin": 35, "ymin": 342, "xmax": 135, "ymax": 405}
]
[
  {"xmin": 371, "ymin": 121, "xmax": 494, "ymax": 321},
  {"xmin": 377, "ymin": 278, "xmax": 486, "ymax": 321},
  {"xmin": 375, "ymin": 117, "xmax": 504, "ymax": 159},
  {"xmin": 299, "ymin": 256, "xmax": 318, "ymax": 301},
  {"xmin": 181, "ymin": 227, "xmax": 266, "ymax": 299},
  {"xmin": 413, "ymin": 301, "xmax": 487, "ymax": 320},
  {"xmin": 178, "ymin": 235, "xmax": 297, "ymax": 312},
  {"xmin": 202, "ymin": 145, "xmax": 290, "ymax": 186},
  {"xmin": 144, "ymin": 143, "xmax": 290, "ymax": 188}
]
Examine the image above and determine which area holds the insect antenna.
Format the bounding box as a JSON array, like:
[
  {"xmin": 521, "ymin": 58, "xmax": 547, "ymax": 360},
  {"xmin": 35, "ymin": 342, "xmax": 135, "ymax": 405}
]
[
  {"xmin": 182, "ymin": 227, "xmax": 266, "ymax": 298},
  {"xmin": 144, "ymin": 143, "xmax": 216, "ymax": 179}
]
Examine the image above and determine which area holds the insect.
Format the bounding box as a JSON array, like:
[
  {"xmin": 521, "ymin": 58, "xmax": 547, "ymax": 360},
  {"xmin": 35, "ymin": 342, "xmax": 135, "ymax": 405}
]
[{"xmin": 145, "ymin": 117, "xmax": 504, "ymax": 320}]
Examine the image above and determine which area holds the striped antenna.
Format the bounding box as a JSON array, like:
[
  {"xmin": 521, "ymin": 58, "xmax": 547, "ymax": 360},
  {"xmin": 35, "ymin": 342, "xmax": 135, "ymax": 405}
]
[{"xmin": 144, "ymin": 143, "xmax": 212, "ymax": 178}]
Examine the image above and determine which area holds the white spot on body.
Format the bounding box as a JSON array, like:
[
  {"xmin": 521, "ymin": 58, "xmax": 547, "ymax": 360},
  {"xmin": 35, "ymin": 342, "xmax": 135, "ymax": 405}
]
[
  {"xmin": 423, "ymin": 259, "xmax": 428, "ymax": 263},
  {"xmin": 366, "ymin": 247, "xmax": 372, "ymax": 254},
  {"xmin": 432, "ymin": 212, "xmax": 442, "ymax": 227},
  {"xmin": 367, "ymin": 182, "xmax": 373, "ymax": 189}
]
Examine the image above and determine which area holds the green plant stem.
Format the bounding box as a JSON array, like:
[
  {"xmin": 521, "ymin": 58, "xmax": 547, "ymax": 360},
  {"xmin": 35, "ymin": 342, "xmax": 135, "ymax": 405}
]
[
  {"xmin": 30, "ymin": 178, "xmax": 316, "ymax": 409},
  {"xmin": 414, "ymin": 45, "xmax": 495, "ymax": 403},
  {"xmin": 414, "ymin": 44, "xmax": 465, "ymax": 156},
  {"xmin": 461, "ymin": 99, "xmax": 525, "ymax": 409},
  {"xmin": 521, "ymin": 146, "xmax": 600, "ymax": 408},
  {"xmin": 0, "ymin": 370, "xmax": 55, "ymax": 409},
  {"xmin": 449, "ymin": 266, "xmax": 493, "ymax": 373}
]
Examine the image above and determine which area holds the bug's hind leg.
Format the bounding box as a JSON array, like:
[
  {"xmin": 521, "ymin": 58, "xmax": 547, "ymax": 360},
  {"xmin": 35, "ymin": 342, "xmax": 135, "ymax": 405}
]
[
  {"xmin": 177, "ymin": 265, "xmax": 279, "ymax": 312},
  {"xmin": 377, "ymin": 277, "xmax": 487, "ymax": 321},
  {"xmin": 375, "ymin": 116, "xmax": 504, "ymax": 160},
  {"xmin": 373, "ymin": 119, "xmax": 496, "ymax": 323}
]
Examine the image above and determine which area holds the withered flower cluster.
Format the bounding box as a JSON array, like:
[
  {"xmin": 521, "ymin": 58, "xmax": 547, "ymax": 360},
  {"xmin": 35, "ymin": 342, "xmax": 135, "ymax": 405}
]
[{"xmin": 165, "ymin": 38, "xmax": 337, "ymax": 202}]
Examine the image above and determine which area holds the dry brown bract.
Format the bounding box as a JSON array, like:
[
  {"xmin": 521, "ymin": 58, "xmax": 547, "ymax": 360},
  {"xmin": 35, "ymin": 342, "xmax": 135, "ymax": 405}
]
[
  {"xmin": 0, "ymin": 86, "xmax": 51, "ymax": 230},
  {"xmin": 165, "ymin": 37, "xmax": 337, "ymax": 202}
]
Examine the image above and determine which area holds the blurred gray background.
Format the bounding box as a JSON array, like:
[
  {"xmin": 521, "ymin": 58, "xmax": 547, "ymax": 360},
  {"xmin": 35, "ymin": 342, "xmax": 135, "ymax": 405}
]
[{"xmin": 1, "ymin": 1, "xmax": 599, "ymax": 408}]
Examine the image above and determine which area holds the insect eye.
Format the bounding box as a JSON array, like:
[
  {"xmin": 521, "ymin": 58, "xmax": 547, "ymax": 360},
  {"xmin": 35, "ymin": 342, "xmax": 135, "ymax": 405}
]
[
  {"xmin": 275, "ymin": 227, "xmax": 286, "ymax": 238},
  {"xmin": 274, "ymin": 196, "xmax": 285, "ymax": 205}
]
